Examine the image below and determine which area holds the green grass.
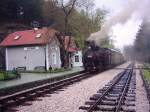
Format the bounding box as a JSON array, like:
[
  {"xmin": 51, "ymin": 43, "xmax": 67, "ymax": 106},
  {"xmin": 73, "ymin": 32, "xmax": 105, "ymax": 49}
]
[
  {"xmin": 21, "ymin": 68, "xmax": 71, "ymax": 74},
  {"xmin": 143, "ymin": 70, "xmax": 150, "ymax": 84},
  {"xmin": 48, "ymin": 68, "xmax": 71, "ymax": 73},
  {"xmin": 0, "ymin": 72, "xmax": 4, "ymax": 80},
  {"xmin": 0, "ymin": 71, "xmax": 19, "ymax": 81}
]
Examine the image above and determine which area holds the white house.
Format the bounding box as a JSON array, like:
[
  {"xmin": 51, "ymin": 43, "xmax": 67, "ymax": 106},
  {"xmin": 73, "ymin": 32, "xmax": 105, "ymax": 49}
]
[
  {"xmin": 0, "ymin": 27, "xmax": 61, "ymax": 71},
  {"xmin": 64, "ymin": 36, "xmax": 83, "ymax": 67}
]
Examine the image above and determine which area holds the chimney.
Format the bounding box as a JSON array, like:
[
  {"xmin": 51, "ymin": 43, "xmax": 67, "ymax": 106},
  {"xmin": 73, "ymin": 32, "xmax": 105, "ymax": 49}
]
[{"xmin": 33, "ymin": 28, "xmax": 38, "ymax": 32}]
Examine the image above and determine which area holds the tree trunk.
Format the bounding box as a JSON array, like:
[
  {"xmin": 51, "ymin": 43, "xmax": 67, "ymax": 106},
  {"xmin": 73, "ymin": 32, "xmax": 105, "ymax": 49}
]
[
  {"xmin": 56, "ymin": 34, "xmax": 71, "ymax": 69},
  {"xmin": 64, "ymin": 15, "xmax": 68, "ymax": 34},
  {"xmin": 63, "ymin": 15, "xmax": 71, "ymax": 69}
]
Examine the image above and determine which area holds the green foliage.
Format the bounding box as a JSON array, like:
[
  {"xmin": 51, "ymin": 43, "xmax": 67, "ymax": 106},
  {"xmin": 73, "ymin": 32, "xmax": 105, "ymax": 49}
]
[
  {"xmin": 74, "ymin": 33, "xmax": 85, "ymax": 49},
  {"xmin": 48, "ymin": 68, "xmax": 70, "ymax": 73},
  {"xmin": 0, "ymin": 0, "xmax": 43, "ymax": 24},
  {"xmin": 42, "ymin": 0, "xmax": 106, "ymax": 49},
  {"xmin": 0, "ymin": 72, "xmax": 4, "ymax": 80},
  {"xmin": 21, "ymin": 68, "xmax": 70, "ymax": 74},
  {"xmin": 68, "ymin": 8, "xmax": 106, "ymax": 49},
  {"xmin": 134, "ymin": 21, "xmax": 150, "ymax": 62},
  {"xmin": 0, "ymin": 71, "xmax": 19, "ymax": 81}
]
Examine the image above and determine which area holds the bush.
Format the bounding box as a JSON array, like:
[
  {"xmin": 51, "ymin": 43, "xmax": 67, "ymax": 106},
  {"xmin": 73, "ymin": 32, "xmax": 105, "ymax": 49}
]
[
  {"xmin": 48, "ymin": 68, "xmax": 70, "ymax": 73},
  {"xmin": 0, "ymin": 72, "xmax": 4, "ymax": 80},
  {"xmin": 20, "ymin": 68, "xmax": 71, "ymax": 74},
  {"xmin": 0, "ymin": 70, "xmax": 20, "ymax": 80}
]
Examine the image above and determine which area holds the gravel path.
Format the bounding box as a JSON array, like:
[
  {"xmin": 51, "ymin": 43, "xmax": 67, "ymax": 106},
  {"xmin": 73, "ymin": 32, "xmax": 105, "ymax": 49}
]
[
  {"xmin": 136, "ymin": 65, "xmax": 149, "ymax": 112},
  {"xmin": 16, "ymin": 63, "xmax": 130, "ymax": 112}
]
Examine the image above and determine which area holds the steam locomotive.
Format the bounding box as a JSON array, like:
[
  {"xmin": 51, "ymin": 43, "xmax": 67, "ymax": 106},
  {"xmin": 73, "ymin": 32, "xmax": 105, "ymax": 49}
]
[{"xmin": 82, "ymin": 41, "xmax": 124, "ymax": 72}]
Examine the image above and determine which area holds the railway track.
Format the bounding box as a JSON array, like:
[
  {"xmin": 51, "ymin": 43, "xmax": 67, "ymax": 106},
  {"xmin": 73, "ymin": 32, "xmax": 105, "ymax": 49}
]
[
  {"xmin": 0, "ymin": 71, "xmax": 92, "ymax": 111},
  {"xmin": 79, "ymin": 64, "xmax": 136, "ymax": 112}
]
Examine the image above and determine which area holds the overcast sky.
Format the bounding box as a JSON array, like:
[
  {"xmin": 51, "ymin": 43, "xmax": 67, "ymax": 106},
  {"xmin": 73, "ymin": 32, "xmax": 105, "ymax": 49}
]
[
  {"xmin": 95, "ymin": 0, "xmax": 124, "ymax": 13},
  {"xmin": 94, "ymin": 0, "xmax": 142, "ymax": 49}
]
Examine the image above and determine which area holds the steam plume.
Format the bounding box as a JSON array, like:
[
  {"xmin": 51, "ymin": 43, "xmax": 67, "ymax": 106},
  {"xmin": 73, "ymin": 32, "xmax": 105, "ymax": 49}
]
[{"xmin": 88, "ymin": 0, "xmax": 150, "ymax": 45}]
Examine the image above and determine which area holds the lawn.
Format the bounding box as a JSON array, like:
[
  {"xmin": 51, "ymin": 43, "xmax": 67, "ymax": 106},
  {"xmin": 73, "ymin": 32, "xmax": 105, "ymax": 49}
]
[{"xmin": 143, "ymin": 70, "xmax": 150, "ymax": 84}]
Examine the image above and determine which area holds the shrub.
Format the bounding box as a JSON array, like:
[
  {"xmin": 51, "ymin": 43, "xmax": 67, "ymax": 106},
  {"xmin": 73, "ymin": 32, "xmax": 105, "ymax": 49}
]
[
  {"xmin": 48, "ymin": 68, "xmax": 70, "ymax": 73},
  {"xmin": 0, "ymin": 70, "xmax": 20, "ymax": 80}
]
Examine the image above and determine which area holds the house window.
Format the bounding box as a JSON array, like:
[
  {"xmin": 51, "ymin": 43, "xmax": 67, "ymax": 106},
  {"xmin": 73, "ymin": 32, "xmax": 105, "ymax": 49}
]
[
  {"xmin": 24, "ymin": 47, "xmax": 27, "ymax": 50},
  {"xmin": 35, "ymin": 47, "xmax": 39, "ymax": 50},
  {"xmin": 52, "ymin": 53, "xmax": 57, "ymax": 64},
  {"xmin": 36, "ymin": 33, "xmax": 42, "ymax": 38},
  {"xmin": 75, "ymin": 55, "xmax": 79, "ymax": 62},
  {"xmin": 14, "ymin": 35, "xmax": 21, "ymax": 40}
]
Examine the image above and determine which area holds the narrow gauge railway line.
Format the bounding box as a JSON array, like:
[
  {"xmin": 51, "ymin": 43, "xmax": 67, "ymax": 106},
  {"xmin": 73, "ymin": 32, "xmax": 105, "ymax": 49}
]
[
  {"xmin": 79, "ymin": 64, "xmax": 136, "ymax": 112},
  {"xmin": 0, "ymin": 71, "xmax": 92, "ymax": 111}
]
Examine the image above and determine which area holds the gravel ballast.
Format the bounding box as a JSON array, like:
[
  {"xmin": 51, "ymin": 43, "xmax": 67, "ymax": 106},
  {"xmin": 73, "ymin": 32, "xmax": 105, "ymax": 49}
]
[{"xmin": 16, "ymin": 63, "xmax": 130, "ymax": 112}]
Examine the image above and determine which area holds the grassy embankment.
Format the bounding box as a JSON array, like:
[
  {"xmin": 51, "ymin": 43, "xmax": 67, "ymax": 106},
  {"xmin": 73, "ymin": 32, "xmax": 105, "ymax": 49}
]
[
  {"xmin": 0, "ymin": 71, "xmax": 20, "ymax": 81},
  {"xmin": 143, "ymin": 70, "xmax": 150, "ymax": 84},
  {"xmin": 143, "ymin": 63, "xmax": 150, "ymax": 83}
]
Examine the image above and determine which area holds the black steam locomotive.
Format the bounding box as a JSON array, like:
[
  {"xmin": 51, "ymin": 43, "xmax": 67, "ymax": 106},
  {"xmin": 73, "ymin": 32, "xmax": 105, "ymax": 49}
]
[{"xmin": 82, "ymin": 41, "xmax": 124, "ymax": 72}]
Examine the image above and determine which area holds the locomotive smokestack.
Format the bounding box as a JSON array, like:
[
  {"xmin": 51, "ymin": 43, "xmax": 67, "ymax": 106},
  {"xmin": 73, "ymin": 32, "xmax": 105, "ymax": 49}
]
[{"xmin": 86, "ymin": 40, "xmax": 100, "ymax": 50}]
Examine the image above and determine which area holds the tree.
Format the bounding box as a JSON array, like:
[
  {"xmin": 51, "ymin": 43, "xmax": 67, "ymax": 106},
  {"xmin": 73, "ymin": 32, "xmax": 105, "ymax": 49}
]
[
  {"xmin": 42, "ymin": 0, "xmax": 60, "ymax": 27},
  {"xmin": 123, "ymin": 45, "xmax": 135, "ymax": 61},
  {"xmin": 0, "ymin": 0, "xmax": 43, "ymax": 25},
  {"xmin": 57, "ymin": 0, "xmax": 77, "ymax": 33},
  {"xmin": 134, "ymin": 20, "xmax": 150, "ymax": 63}
]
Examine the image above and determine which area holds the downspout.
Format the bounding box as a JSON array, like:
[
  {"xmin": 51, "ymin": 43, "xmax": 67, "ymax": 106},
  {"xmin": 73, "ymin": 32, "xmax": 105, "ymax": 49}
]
[
  {"xmin": 45, "ymin": 44, "xmax": 49, "ymax": 71},
  {"xmin": 5, "ymin": 47, "xmax": 8, "ymax": 71}
]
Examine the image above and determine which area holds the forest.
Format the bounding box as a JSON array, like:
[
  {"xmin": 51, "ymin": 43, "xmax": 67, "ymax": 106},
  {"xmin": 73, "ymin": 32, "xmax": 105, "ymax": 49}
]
[{"xmin": 124, "ymin": 19, "xmax": 150, "ymax": 63}]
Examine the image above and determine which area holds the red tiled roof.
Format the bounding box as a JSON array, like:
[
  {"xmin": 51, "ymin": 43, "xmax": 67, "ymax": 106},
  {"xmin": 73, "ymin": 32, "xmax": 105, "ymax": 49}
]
[
  {"xmin": 0, "ymin": 28, "xmax": 58, "ymax": 47},
  {"xmin": 64, "ymin": 36, "xmax": 79, "ymax": 52},
  {"xmin": 68, "ymin": 47, "xmax": 80, "ymax": 52}
]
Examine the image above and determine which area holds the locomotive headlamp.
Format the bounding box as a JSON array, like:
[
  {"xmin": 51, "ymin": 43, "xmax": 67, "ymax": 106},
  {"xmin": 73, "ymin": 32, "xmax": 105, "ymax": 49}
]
[{"xmin": 88, "ymin": 46, "xmax": 91, "ymax": 49}]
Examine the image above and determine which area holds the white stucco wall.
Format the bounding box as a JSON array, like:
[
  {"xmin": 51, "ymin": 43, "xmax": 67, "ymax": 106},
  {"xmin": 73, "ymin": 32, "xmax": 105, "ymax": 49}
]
[
  {"xmin": 48, "ymin": 37, "xmax": 61, "ymax": 69},
  {"xmin": 6, "ymin": 45, "xmax": 45, "ymax": 70}
]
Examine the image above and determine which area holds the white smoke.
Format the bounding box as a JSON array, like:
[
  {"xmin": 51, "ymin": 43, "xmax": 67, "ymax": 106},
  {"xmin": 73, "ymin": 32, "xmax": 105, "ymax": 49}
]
[{"xmin": 88, "ymin": 0, "xmax": 150, "ymax": 45}]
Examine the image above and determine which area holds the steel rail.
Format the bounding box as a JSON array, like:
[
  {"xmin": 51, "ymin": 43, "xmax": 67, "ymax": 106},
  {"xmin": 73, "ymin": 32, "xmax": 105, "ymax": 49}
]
[
  {"xmin": 115, "ymin": 68, "xmax": 133, "ymax": 112},
  {"xmin": 0, "ymin": 71, "xmax": 90, "ymax": 110},
  {"xmin": 87, "ymin": 66, "xmax": 133, "ymax": 112},
  {"xmin": 87, "ymin": 70, "xmax": 126, "ymax": 112}
]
